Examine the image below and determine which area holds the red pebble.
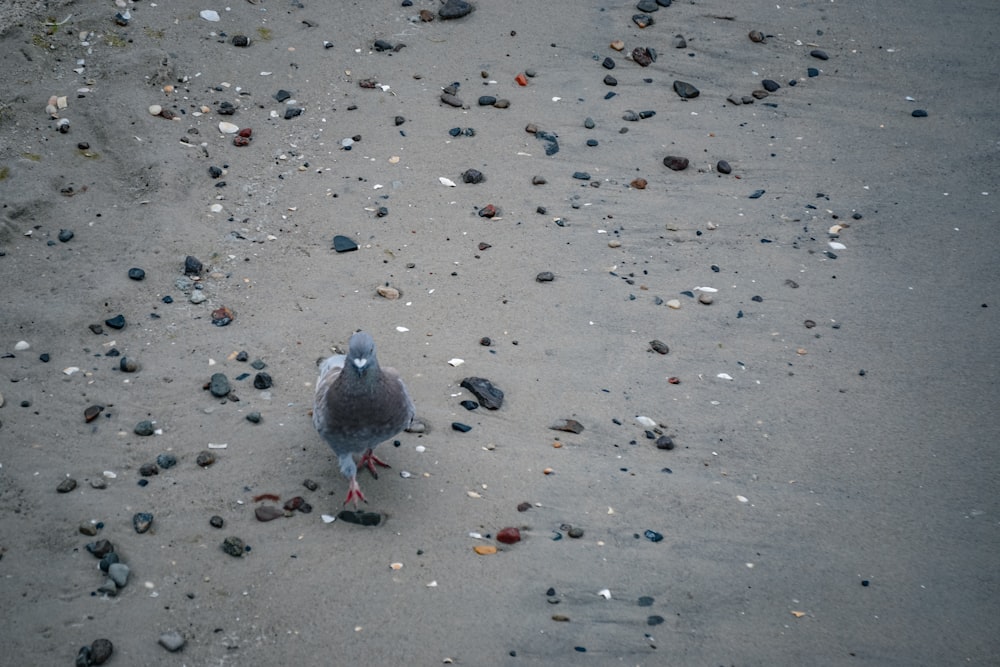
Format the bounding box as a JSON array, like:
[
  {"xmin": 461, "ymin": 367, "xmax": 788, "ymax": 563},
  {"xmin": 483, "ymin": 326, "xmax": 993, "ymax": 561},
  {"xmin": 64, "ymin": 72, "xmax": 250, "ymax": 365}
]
[
  {"xmin": 497, "ymin": 527, "xmax": 521, "ymax": 544},
  {"xmin": 238, "ymin": 127, "xmax": 253, "ymax": 138},
  {"xmin": 514, "ymin": 73, "xmax": 528, "ymax": 86},
  {"xmin": 668, "ymin": 376, "xmax": 680, "ymax": 384},
  {"xmin": 233, "ymin": 136, "xmax": 250, "ymax": 147}
]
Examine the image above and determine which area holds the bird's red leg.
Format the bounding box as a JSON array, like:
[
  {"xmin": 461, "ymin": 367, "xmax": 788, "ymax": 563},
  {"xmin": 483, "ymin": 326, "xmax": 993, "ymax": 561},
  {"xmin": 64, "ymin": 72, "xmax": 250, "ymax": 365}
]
[
  {"xmin": 359, "ymin": 448, "xmax": 391, "ymax": 478},
  {"xmin": 344, "ymin": 477, "xmax": 367, "ymax": 509}
]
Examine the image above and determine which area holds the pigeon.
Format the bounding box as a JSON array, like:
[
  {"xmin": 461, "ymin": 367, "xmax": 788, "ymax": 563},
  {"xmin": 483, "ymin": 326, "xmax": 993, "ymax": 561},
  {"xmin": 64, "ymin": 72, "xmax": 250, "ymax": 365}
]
[{"xmin": 313, "ymin": 331, "xmax": 415, "ymax": 508}]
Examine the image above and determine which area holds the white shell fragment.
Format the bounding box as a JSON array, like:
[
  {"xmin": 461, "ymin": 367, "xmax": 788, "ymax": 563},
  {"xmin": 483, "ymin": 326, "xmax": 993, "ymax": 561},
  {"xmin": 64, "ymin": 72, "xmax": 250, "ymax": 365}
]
[
  {"xmin": 737, "ymin": 495, "xmax": 749, "ymax": 503},
  {"xmin": 438, "ymin": 177, "xmax": 457, "ymax": 187},
  {"xmin": 14, "ymin": 340, "xmax": 30, "ymax": 351},
  {"xmin": 63, "ymin": 367, "xmax": 81, "ymax": 375},
  {"xmin": 694, "ymin": 286, "xmax": 719, "ymax": 293},
  {"xmin": 598, "ymin": 589, "xmax": 612, "ymax": 599},
  {"xmin": 666, "ymin": 299, "xmax": 681, "ymax": 309},
  {"xmin": 447, "ymin": 358, "xmax": 464, "ymax": 367},
  {"xmin": 635, "ymin": 416, "xmax": 657, "ymax": 429},
  {"xmin": 200, "ymin": 9, "xmax": 221, "ymax": 21},
  {"xmin": 218, "ymin": 121, "xmax": 239, "ymax": 134},
  {"xmin": 717, "ymin": 373, "xmax": 734, "ymax": 380},
  {"xmin": 321, "ymin": 514, "xmax": 336, "ymax": 523},
  {"xmin": 828, "ymin": 241, "xmax": 846, "ymax": 250}
]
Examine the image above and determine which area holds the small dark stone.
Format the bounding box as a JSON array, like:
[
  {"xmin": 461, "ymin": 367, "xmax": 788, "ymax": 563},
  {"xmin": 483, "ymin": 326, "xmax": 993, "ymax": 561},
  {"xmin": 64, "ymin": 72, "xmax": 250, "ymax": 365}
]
[
  {"xmin": 283, "ymin": 496, "xmax": 305, "ymax": 512},
  {"xmin": 762, "ymin": 79, "xmax": 781, "ymax": 92},
  {"xmin": 58, "ymin": 229, "xmax": 75, "ymax": 242},
  {"xmin": 644, "ymin": 529, "xmax": 664, "ymax": 542},
  {"xmin": 246, "ymin": 411, "xmax": 262, "ymax": 423},
  {"xmin": 655, "ymin": 435, "xmax": 675, "ymax": 450},
  {"xmin": 673, "ymin": 80, "xmax": 699, "ymax": 98},
  {"xmin": 338, "ymin": 510, "xmax": 383, "ymax": 525},
  {"xmin": 477, "ymin": 95, "xmax": 497, "ymax": 106},
  {"xmin": 333, "ymin": 235, "xmax": 359, "ymax": 252},
  {"xmin": 572, "ymin": 171, "xmax": 590, "ymax": 180},
  {"xmin": 284, "ymin": 107, "xmax": 304, "ymax": 119},
  {"xmin": 440, "ymin": 92, "xmax": 464, "ymax": 107},
  {"xmin": 250, "ymin": 359, "xmax": 266, "ymax": 370},
  {"xmin": 134, "ymin": 420, "xmax": 154, "ymax": 436},
  {"xmin": 451, "ymin": 422, "xmax": 472, "ymax": 432},
  {"xmin": 862, "ymin": 579, "xmax": 870, "ymax": 587},
  {"xmin": 748, "ymin": 189, "xmax": 766, "ymax": 199},
  {"xmin": 209, "ymin": 372, "xmax": 231, "ymax": 398},
  {"xmin": 132, "ymin": 512, "xmax": 154, "ymax": 533},
  {"xmin": 274, "ymin": 89, "xmax": 292, "ymax": 102},
  {"xmin": 221, "ymin": 536, "xmax": 246, "ymax": 557},
  {"xmin": 649, "ymin": 340, "xmax": 669, "ymax": 355},
  {"xmin": 57, "ymin": 478, "xmax": 77, "ymax": 493},
  {"xmin": 808, "ymin": 67, "xmax": 820, "ymax": 77},
  {"xmin": 209, "ymin": 515, "xmax": 224, "ymax": 528},
  {"xmin": 631, "ymin": 47, "xmax": 653, "ymax": 67},
  {"xmin": 89, "ymin": 324, "xmax": 104, "ymax": 334},
  {"xmin": 810, "ymin": 49, "xmax": 829, "ymax": 60},
  {"xmin": 911, "ymin": 109, "xmax": 928, "ymax": 118},
  {"xmin": 460, "ymin": 400, "xmax": 479, "ymax": 410},
  {"xmin": 751, "ymin": 295, "xmax": 764, "ymax": 302},
  {"xmin": 89, "ymin": 638, "xmax": 114, "ymax": 665},
  {"xmin": 536, "ymin": 271, "xmax": 555, "ymax": 283},
  {"xmin": 39, "ymin": 353, "xmax": 50, "ymax": 362},
  {"xmin": 156, "ymin": 453, "xmax": 177, "ymax": 469},
  {"xmin": 672, "ymin": 34, "xmax": 687, "ymax": 48},
  {"xmin": 253, "ymin": 372, "xmax": 273, "ymax": 389},
  {"xmin": 603, "ymin": 74, "xmax": 618, "ymax": 86},
  {"xmin": 127, "ymin": 267, "xmax": 145, "ymax": 281},
  {"xmin": 104, "ymin": 314, "xmax": 126, "ymax": 330},
  {"xmin": 478, "ymin": 204, "xmax": 497, "ymax": 218},
  {"xmin": 87, "ymin": 539, "xmax": 114, "ymax": 558},
  {"xmin": 98, "ymin": 552, "xmax": 119, "ymax": 572},
  {"xmin": 231, "ymin": 34, "xmax": 250, "ymax": 47},
  {"xmin": 373, "ymin": 39, "xmax": 393, "ymax": 52},
  {"xmin": 162, "ymin": 296, "xmax": 173, "ymax": 304},
  {"xmin": 184, "ymin": 255, "xmax": 203, "ymax": 275},
  {"xmin": 639, "ymin": 110, "xmax": 656, "ymax": 119},
  {"xmin": 236, "ymin": 351, "xmax": 249, "ymax": 362},
  {"xmin": 84, "ymin": 405, "xmax": 103, "ymax": 423},
  {"xmin": 601, "ymin": 57, "xmax": 615, "ymax": 70},
  {"xmin": 303, "ymin": 478, "xmax": 319, "ymax": 491},
  {"xmin": 717, "ymin": 160, "xmax": 732, "ymax": 175},
  {"xmin": 749, "ymin": 29, "xmax": 766, "ymax": 43},
  {"xmin": 460, "ymin": 377, "xmax": 504, "ymax": 409},
  {"xmin": 663, "ymin": 156, "xmax": 689, "ymax": 171},
  {"xmin": 647, "ymin": 615, "xmax": 665, "ymax": 626},
  {"xmin": 632, "ymin": 14, "xmax": 654, "ymax": 28},
  {"xmin": 532, "ymin": 175, "xmax": 547, "ymax": 185},
  {"xmin": 518, "ymin": 502, "xmax": 532, "ymax": 512},
  {"xmin": 638, "ymin": 595, "xmax": 655, "ymax": 606},
  {"xmin": 139, "ymin": 462, "xmax": 159, "ymax": 477},
  {"xmin": 119, "ymin": 357, "xmax": 139, "ymax": 373},
  {"xmin": 462, "ymin": 169, "xmax": 484, "ymax": 184},
  {"xmin": 567, "ymin": 527, "xmax": 584, "ymax": 538},
  {"xmin": 217, "ymin": 101, "xmax": 236, "ymax": 115},
  {"xmin": 585, "ymin": 139, "xmax": 598, "ymax": 147},
  {"xmin": 75, "ymin": 646, "xmax": 91, "ymax": 667},
  {"xmin": 636, "ymin": 0, "xmax": 659, "ymax": 11},
  {"xmin": 439, "ymin": 0, "xmax": 474, "ymax": 19},
  {"xmin": 394, "ymin": 115, "xmax": 405, "ymax": 126},
  {"xmin": 196, "ymin": 450, "xmax": 216, "ymax": 467},
  {"xmin": 208, "ymin": 165, "xmax": 223, "ymax": 179}
]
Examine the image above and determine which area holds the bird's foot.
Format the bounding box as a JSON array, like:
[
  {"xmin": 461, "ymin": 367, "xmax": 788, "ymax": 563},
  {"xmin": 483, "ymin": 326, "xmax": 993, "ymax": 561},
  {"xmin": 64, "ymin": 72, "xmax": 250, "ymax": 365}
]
[
  {"xmin": 343, "ymin": 478, "xmax": 368, "ymax": 509},
  {"xmin": 359, "ymin": 449, "xmax": 390, "ymax": 479}
]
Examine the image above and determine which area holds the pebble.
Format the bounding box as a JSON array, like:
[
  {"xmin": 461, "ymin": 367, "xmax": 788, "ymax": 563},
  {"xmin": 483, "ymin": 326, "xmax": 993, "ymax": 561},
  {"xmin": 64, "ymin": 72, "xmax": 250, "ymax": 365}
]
[
  {"xmin": 632, "ymin": 14, "xmax": 654, "ymax": 29},
  {"xmin": 460, "ymin": 377, "xmax": 504, "ymax": 409},
  {"xmin": 158, "ymin": 631, "xmax": 186, "ymax": 653},
  {"xmin": 104, "ymin": 314, "xmax": 126, "ymax": 330},
  {"xmin": 672, "ymin": 34, "xmax": 687, "ymax": 48},
  {"xmin": 231, "ymin": 34, "xmax": 250, "ymax": 47},
  {"xmin": 532, "ymin": 175, "xmax": 547, "ymax": 185},
  {"xmin": 451, "ymin": 422, "xmax": 472, "ymax": 433},
  {"xmin": 649, "ymin": 340, "xmax": 669, "ymax": 355},
  {"xmin": 87, "ymin": 638, "xmax": 114, "ymax": 666},
  {"xmin": 246, "ymin": 410, "xmax": 262, "ymax": 423},
  {"xmin": 462, "ymin": 169, "xmax": 484, "ymax": 184},
  {"xmin": 221, "ymin": 536, "xmax": 245, "ymax": 557},
  {"xmin": 473, "ymin": 545, "xmax": 497, "ymax": 555},
  {"xmin": 440, "ymin": 92, "xmax": 463, "ymax": 107},
  {"xmin": 536, "ymin": 271, "xmax": 555, "ymax": 282},
  {"xmin": 58, "ymin": 229, "xmax": 74, "ymax": 242},
  {"xmin": 127, "ymin": 267, "xmax": 145, "ymax": 281},
  {"xmin": 497, "ymin": 527, "xmax": 521, "ymax": 544},
  {"xmin": 209, "ymin": 373, "xmax": 230, "ymax": 398},
  {"xmin": 631, "ymin": 178, "xmax": 647, "ymax": 189},
  {"xmin": 717, "ymin": 160, "xmax": 732, "ymax": 175},
  {"xmin": 673, "ymin": 80, "xmax": 699, "ymax": 99},
  {"xmin": 666, "ymin": 299, "xmax": 681, "ymax": 309},
  {"xmin": 439, "ymin": 0, "xmax": 474, "ymax": 19},
  {"xmin": 603, "ymin": 75, "xmax": 618, "ymax": 86},
  {"xmin": 86, "ymin": 539, "xmax": 114, "ymax": 558},
  {"xmin": 478, "ymin": 95, "xmax": 497, "ymax": 106},
  {"xmin": 748, "ymin": 189, "xmax": 766, "ymax": 199},
  {"xmin": 631, "ymin": 47, "xmax": 654, "ymax": 67},
  {"xmin": 119, "ymin": 357, "xmax": 139, "ymax": 373},
  {"xmin": 84, "ymin": 405, "xmax": 104, "ymax": 423},
  {"xmin": 184, "ymin": 255, "xmax": 203, "ymax": 275},
  {"xmin": 550, "ymin": 419, "xmax": 584, "ymax": 434},
  {"xmin": 333, "ymin": 234, "xmax": 359, "ymax": 252},
  {"xmin": 255, "ymin": 505, "xmax": 284, "ymax": 522},
  {"xmin": 644, "ymin": 529, "xmax": 664, "ymax": 542},
  {"xmin": 656, "ymin": 435, "xmax": 675, "ymax": 450},
  {"xmin": 57, "ymin": 478, "xmax": 78, "ymax": 493},
  {"xmin": 79, "ymin": 521, "xmax": 99, "ymax": 536},
  {"xmin": 647, "ymin": 615, "xmax": 666, "ymax": 625},
  {"xmin": 698, "ymin": 293, "xmax": 714, "ymax": 305},
  {"xmin": 810, "ymin": 49, "xmax": 829, "ymax": 60},
  {"xmin": 189, "ymin": 291, "xmax": 207, "ymax": 304},
  {"xmin": 602, "ymin": 57, "xmax": 615, "ymax": 70},
  {"xmin": 98, "ymin": 553, "xmax": 119, "ymax": 572},
  {"xmin": 156, "ymin": 453, "xmax": 177, "ymax": 469},
  {"xmin": 139, "ymin": 462, "xmax": 158, "ymax": 477},
  {"xmin": 567, "ymin": 527, "xmax": 584, "ymax": 538},
  {"xmin": 338, "ymin": 510, "xmax": 383, "ymax": 526},
  {"xmin": 762, "ymin": 79, "xmax": 781, "ymax": 92},
  {"xmin": 912, "ymin": 109, "xmax": 928, "ymax": 117},
  {"xmin": 132, "ymin": 512, "xmax": 153, "ymax": 533},
  {"xmin": 636, "ymin": 0, "xmax": 659, "ymax": 11},
  {"xmin": 663, "ymin": 156, "xmax": 689, "ymax": 171},
  {"xmin": 108, "ymin": 562, "xmax": 130, "ymax": 587},
  {"xmin": 808, "ymin": 67, "xmax": 820, "ymax": 77},
  {"xmin": 209, "ymin": 515, "xmax": 224, "ymax": 529},
  {"xmin": 572, "ymin": 171, "xmax": 590, "ymax": 180},
  {"xmin": 253, "ymin": 372, "xmax": 273, "ymax": 389},
  {"xmin": 212, "ymin": 306, "xmax": 235, "ymax": 326},
  {"xmin": 749, "ymin": 30, "xmax": 766, "ymax": 43},
  {"xmin": 196, "ymin": 450, "xmax": 216, "ymax": 467}
]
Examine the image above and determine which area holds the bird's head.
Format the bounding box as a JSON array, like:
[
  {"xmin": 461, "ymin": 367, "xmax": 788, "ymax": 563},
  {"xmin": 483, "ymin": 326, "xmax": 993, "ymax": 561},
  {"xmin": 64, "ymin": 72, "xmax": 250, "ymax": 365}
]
[{"xmin": 347, "ymin": 331, "xmax": 377, "ymax": 376}]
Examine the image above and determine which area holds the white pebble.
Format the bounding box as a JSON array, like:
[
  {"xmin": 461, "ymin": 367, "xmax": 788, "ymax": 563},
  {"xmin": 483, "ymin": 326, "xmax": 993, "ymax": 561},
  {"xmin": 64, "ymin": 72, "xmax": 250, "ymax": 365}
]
[
  {"xmin": 321, "ymin": 514, "xmax": 336, "ymax": 523},
  {"xmin": 737, "ymin": 495, "xmax": 749, "ymax": 503},
  {"xmin": 148, "ymin": 104, "xmax": 162, "ymax": 116},
  {"xmin": 666, "ymin": 299, "xmax": 681, "ymax": 309},
  {"xmin": 717, "ymin": 373, "xmax": 733, "ymax": 380},
  {"xmin": 828, "ymin": 241, "xmax": 846, "ymax": 250},
  {"xmin": 189, "ymin": 291, "xmax": 207, "ymax": 304},
  {"xmin": 200, "ymin": 9, "xmax": 220, "ymax": 21},
  {"xmin": 438, "ymin": 177, "xmax": 457, "ymax": 187},
  {"xmin": 14, "ymin": 340, "xmax": 30, "ymax": 351},
  {"xmin": 447, "ymin": 358, "xmax": 464, "ymax": 367},
  {"xmin": 635, "ymin": 416, "xmax": 657, "ymax": 429},
  {"xmin": 210, "ymin": 203, "xmax": 224, "ymax": 213},
  {"xmin": 598, "ymin": 589, "xmax": 612, "ymax": 599},
  {"xmin": 218, "ymin": 121, "xmax": 239, "ymax": 134}
]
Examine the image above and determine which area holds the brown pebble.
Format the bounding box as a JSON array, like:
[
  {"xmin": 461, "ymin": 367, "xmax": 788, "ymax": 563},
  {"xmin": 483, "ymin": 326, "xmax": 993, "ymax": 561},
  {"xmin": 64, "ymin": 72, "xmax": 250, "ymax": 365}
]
[
  {"xmin": 649, "ymin": 340, "xmax": 669, "ymax": 355},
  {"xmin": 524, "ymin": 123, "xmax": 538, "ymax": 134},
  {"xmin": 552, "ymin": 614, "xmax": 570, "ymax": 622},
  {"xmin": 84, "ymin": 405, "xmax": 104, "ymax": 423},
  {"xmin": 630, "ymin": 177, "xmax": 647, "ymax": 189},
  {"xmin": 698, "ymin": 293, "xmax": 714, "ymax": 305},
  {"xmin": 667, "ymin": 377, "xmax": 681, "ymax": 385},
  {"xmin": 610, "ymin": 40, "xmax": 624, "ymax": 51},
  {"xmin": 79, "ymin": 521, "xmax": 99, "ymax": 536},
  {"xmin": 419, "ymin": 9, "xmax": 434, "ymax": 21},
  {"xmin": 497, "ymin": 527, "xmax": 521, "ymax": 544},
  {"xmin": 283, "ymin": 496, "xmax": 305, "ymax": 511},
  {"xmin": 796, "ymin": 348, "xmax": 808, "ymax": 355},
  {"xmin": 473, "ymin": 545, "xmax": 497, "ymax": 555},
  {"xmin": 195, "ymin": 450, "xmax": 216, "ymax": 467},
  {"xmin": 478, "ymin": 242, "xmax": 492, "ymax": 251},
  {"xmin": 376, "ymin": 285, "xmax": 400, "ymax": 300},
  {"xmin": 255, "ymin": 505, "xmax": 284, "ymax": 522},
  {"xmin": 749, "ymin": 30, "xmax": 766, "ymax": 43},
  {"xmin": 550, "ymin": 418, "xmax": 584, "ymax": 434}
]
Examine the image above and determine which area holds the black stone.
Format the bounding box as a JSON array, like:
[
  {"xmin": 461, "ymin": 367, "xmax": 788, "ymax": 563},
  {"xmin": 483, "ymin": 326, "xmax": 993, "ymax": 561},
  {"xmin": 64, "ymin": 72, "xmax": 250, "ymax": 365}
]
[
  {"xmin": 462, "ymin": 169, "xmax": 484, "ymax": 184},
  {"xmin": 231, "ymin": 34, "xmax": 250, "ymax": 47},
  {"xmin": 439, "ymin": 0, "xmax": 474, "ymax": 19},
  {"xmin": 104, "ymin": 314, "xmax": 126, "ymax": 330},
  {"xmin": 284, "ymin": 107, "xmax": 303, "ymax": 119},
  {"xmin": 762, "ymin": 79, "xmax": 781, "ymax": 92},
  {"xmin": 156, "ymin": 453, "xmax": 177, "ymax": 469},
  {"xmin": 460, "ymin": 400, "xmax": 479, "ymax": 410},
  {"xmin": 655, "ymin": 436, "xmax": 674, "ymax": 450},
  {"xmin": 717, "ymin": 160, "xmax": 732, "ymax": 174},
  {"xmin": 376, "ymin": 206, "xmax": 389, "ymax": 217},
  {"xmin": 373, "ymin": 39, "xmax": 393, "ymax": 52},
  {"xmin": 185, "ymin": 255, "xmax": 203, "ymax": 275},
  {"xmin": 98, "ymin": 552, "xmax": 119, "ymax": 572},
  {"xmin": 253, "ymin": 372, "xmax": 273, "ymax": 389},
  {"xmin": 808, "ymin": 67, "xmax": 820, "ymax": 77},
  {"xmin": 217, "ymin": 101, "xmax": 236, "ymax": 115},
  {"xmin": 394, "ymin": 115, "xmax": 405, "ymax": 126},
  {"xmin": 586, "ymin": 139, "xmax": 598, "ymax": 147},
  {"xmin": 536, "ymin": 271, "xmax": 555, "ymax": 282},
  {"xmin": 478, "ymin": 95, "xmax": 497, "ymax": 106},
  {"xmin": 636, "ymin": 0, "xmax": 659, "ymax": 11},
  {"xmin": 673, "ymin": 80, "xmax": 699, "ymax": 98},
  {"xmin": 333, "ymin": 235, "xmax": 359, "ymax": 252},
  {"xmin": 647, "ymin": 615, "xmax": 665, "ymax": 625},
  {"xmin": 663, "ymin": 156, "xmax": 689, "ymax": 171},
  {"xmin": 209, "ymin": 515, "xmax": 224, "ymax": 529},
  {"xmin": 810, "ymin": 49, "xmax": 829, "ymax": 60},
  {"xmin": 644, "ymin": 529, "xmax": 664, "ymax": 542},
  {"xmin": 638, "ymin": 110, "xmax": 656, "ymax": 119},
  {"xmin": 39, "ymin": 353, "xmax": 50, "ymax": 362},
  {"xmin": 603, "ymin": 75, "xmax": 618, "ymax": 86},
  {"xmin": 572, "ymin": 171, "xmax": 591, "ymax": 180},
  {"xmin": 911, "ymin": 109, "xmax": 928, "ymax": 118},
  {"xmin": 460, "ymin": 376, "xmax": 505, "ymax": 409},
  {"xmin": 134, "ymin": 420, "xmax": 154, "ymax": 436},
  {"xmin": 57, "ymin": 478, "xmax": 77, "ymax": 493},
  {"xmin": 89, "ymin": 638, "xmax": 114, "ymax": 665},
  {"xmin": 536, "ymin": 130, "xmax": 559, "ymax": 156},
  {"xmin": 246, "ymin": 411, "xmax": 262, "ymax": 423},
  {"xmin": 451, "ymin": 422, "xmax": 472, "ymax": 432},
  {"xmin": 139, "ymin": 462, "xmax": 158, "ymax": 477},
  {"xmin": 132, "ymin": 512, "xmax": 153, "ymax": 533},
  {"xmin": 748, "ymin": 189, "xmax": 765, "ymax": 199},
  {"xmin": 87, "ymin": 539, "xmax": 115, "ymax": 558},
  {"xmin": 58, "ymin": 229, "xmax": 74, "ymax": 242},
  {"xmin": 208, "ymin": 165, "xmax": 223, "ymax": 178},
  {"xmin": 602, "ymin": 57, "xmax": 615, "ymax": 70},
  {"xmin": 250, "ymin": 359, "xmax": 266, "ymax": 370},
  {"xmin": 337, "ymin": 510, "xmax": 383, "ymax": 525},
  {"xmin": 127, "ymin": 267, "xmax": 145, "ymax": 280},
  {"xmin": 274, "ymin": 89, "xmax": 292, "ymax": 102},
  {"xmin": 221, "ymin": 536, "xmax": 246, "ymax": 557},
  {"xmin": 637, "ymin": 595, "xmax": 655, "ymax": 606}
]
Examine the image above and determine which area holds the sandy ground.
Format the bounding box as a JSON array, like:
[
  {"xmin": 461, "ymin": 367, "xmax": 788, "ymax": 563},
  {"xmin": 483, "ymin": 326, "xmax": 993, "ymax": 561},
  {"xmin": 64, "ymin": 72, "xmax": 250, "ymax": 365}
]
[{"xmin": 1, "ymin": 0, "xmax": 998, "ymax": 665}]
